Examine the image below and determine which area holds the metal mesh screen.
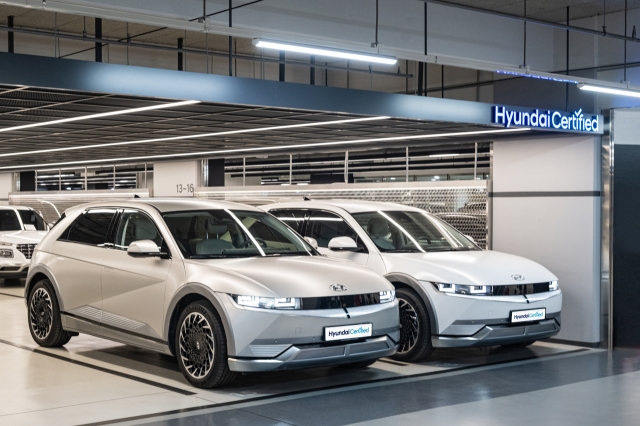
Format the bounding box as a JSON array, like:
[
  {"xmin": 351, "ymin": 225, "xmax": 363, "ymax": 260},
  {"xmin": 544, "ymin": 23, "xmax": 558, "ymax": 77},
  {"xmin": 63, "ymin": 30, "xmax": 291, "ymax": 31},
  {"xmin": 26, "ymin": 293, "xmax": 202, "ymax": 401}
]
[
  {"xmin": 196, "ymin": 183, "xmax": 488, "ymax": 248},
  {"xmin": 9, "ymin": 189, "xmax": 149, "ymax": 224}
]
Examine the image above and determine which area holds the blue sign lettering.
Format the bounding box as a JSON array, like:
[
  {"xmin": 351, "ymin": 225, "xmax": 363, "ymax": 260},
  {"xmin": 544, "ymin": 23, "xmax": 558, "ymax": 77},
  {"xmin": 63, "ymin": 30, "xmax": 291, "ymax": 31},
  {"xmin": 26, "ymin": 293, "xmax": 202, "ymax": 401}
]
[{"xmin": 493, "ymin": 106, "xmax": 599, "ymax": 133}]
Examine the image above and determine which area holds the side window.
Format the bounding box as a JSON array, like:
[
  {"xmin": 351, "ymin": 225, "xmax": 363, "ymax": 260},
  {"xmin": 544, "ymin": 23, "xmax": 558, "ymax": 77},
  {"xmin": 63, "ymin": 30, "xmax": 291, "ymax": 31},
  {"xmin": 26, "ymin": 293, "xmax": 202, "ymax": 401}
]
[
  {"xmin": 307, "ymin": 210, "xmax": 365, "ymax": 250},
  {"xmin": 114, "ymin": 210, "xmax": 164, "ymax": 250},
  {"xmin": 269, "ymin": 209, "xmax": 307, "ymax": 235},
  {"xmin": 61, "ymin": 210, "xmax": 117, "ymax": 246}
]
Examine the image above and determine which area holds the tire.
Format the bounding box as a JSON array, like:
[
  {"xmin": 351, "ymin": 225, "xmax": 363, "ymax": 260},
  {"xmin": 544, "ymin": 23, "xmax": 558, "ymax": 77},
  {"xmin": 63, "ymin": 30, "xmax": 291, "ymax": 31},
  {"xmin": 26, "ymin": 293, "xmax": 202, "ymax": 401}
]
[
  {"xmin": 392, "ymin": 287, "xmax": 434, "ymax": 362},
  {"xmin": 175, "ymin": 300, "xmax": 237, "ymax": 388},
  {"xmin": 339, "ymin": 358, "xmax": 378, "ymax": 369},
  {"xmin": 502, "ymin": 340, "xmax": 536, "ymax": 348},
  {"xmin": 28, "ymin": 279, "xmax": 73, "ymax": 347}
]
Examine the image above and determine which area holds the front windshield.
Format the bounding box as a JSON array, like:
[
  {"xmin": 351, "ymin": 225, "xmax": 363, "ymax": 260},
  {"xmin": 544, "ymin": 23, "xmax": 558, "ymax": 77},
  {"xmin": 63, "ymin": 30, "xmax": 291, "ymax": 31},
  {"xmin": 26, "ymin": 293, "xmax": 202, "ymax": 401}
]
[
  {"xmin": 352, "ymin": 210, "xmax": 479, "ymax": 252},
  {"xmin": 18, "ymin": 210, "xmax": 46, "ymax": 231},
  {"xmin": 0, "ymin": 210, "xmax": 21, "ymax": 231},
  {"xmin": 162, "ymin": 209, "xmax": 315, "ymax": 258}
]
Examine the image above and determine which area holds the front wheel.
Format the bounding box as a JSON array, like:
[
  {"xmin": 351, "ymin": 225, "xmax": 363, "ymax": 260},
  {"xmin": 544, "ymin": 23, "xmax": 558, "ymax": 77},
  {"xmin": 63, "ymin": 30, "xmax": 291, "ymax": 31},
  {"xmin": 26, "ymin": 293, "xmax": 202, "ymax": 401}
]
[
  {"xmin": 175, "ymin": 301, "xmax": 237, "ymax": 388},
  {"xmin": 28, "ymin": 279, "xmax": 73, "ymax": 347},
  {"xmin": 392, "ymin": 287, "xmax": 434, "ymax": 362}
]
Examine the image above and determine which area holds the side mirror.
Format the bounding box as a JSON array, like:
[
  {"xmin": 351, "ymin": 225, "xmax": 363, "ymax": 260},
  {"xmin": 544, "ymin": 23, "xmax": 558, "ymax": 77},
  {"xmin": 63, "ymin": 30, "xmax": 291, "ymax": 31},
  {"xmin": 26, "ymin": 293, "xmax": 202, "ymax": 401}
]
[
  {"xmin": 328, "ymin": 236, "xmax": 362, "ymax": 252},
  {"xmin": 24, "ymin": 224, "xmax": 37, "ymax": 231},
  {"xmin": 127, "ymin": 240, "xmax": 167, "ymax": 258},
  {"xmin": 304, "ymin": 237, "xmax": 319, "ymax": 249}
]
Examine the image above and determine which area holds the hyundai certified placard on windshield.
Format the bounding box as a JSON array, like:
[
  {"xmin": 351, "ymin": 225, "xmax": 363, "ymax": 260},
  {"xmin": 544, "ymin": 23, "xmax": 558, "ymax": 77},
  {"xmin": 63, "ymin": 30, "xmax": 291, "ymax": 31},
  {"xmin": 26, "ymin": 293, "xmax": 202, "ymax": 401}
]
[
  {"xmin": 325, "ymin": 323, "xmax": 372, "ymax": 341},
  {"xmin": 511, "ymin": 308, "xmax": 546, "ymax": 323}
]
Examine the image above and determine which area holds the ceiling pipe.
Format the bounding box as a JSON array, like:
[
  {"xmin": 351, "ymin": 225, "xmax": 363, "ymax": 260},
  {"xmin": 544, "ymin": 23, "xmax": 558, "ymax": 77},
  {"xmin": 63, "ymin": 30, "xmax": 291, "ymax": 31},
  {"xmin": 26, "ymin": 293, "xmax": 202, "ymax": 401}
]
[{"xmin": 423, "ymin": 0, "xmax": 640, "ymax": 44}]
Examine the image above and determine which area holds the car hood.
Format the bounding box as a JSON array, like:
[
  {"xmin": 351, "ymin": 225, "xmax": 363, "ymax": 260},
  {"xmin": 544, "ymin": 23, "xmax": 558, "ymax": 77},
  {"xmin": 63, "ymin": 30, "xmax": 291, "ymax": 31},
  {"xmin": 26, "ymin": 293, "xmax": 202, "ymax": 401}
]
[
  {"xmin": 184, "ymin": 255, "xmax": 393, "ymax": 298},
  {"xmin": 0, "ymin": 230, "xmax": 47, "ymax": 245},
  {"xmin": 382, "ymin": 250, "xmax": 557, "ymax": 286}
]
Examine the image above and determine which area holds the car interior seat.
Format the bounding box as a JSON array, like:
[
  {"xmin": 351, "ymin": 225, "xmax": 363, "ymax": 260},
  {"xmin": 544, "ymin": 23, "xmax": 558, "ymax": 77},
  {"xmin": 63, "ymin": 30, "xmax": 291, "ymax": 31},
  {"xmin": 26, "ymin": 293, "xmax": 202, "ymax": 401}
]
[
  {"xmin": 196, "ymin": 221, "xmax": 233, "ymax": 255},
  {"xmin": 367, "ymin": 217, "xmax": 396, "ymax": 250}
]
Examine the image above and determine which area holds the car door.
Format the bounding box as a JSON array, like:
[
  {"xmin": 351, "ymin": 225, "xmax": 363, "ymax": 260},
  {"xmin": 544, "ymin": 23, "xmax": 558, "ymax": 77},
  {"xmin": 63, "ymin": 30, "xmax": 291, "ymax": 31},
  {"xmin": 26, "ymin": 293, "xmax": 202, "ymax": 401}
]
[
  {"xmin": 49, "ymin": 208, "xmax": 118, "ymax": 334},
  {"xmin": 100, "ymin": 209, "xmax": 172, "ymax": 345},
  {"xmin": 305, "ymin": 210, "xmax": 370, "ymax": 266}
]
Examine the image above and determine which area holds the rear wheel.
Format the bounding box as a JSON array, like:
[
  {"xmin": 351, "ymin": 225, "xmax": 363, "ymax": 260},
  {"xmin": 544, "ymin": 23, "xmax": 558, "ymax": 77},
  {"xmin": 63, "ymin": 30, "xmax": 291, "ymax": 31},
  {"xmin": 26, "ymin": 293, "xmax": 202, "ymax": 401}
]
[
  {"xmin": 28, "ymin": 279, "xmax": 73, "ymax": 347},
  {"xmin": 392, "ymin": 287, "xmax": 434, "ymax": 362},
  {"xmin": 175, "ymin": 301, "xmax": 237, "ymax": 388}
]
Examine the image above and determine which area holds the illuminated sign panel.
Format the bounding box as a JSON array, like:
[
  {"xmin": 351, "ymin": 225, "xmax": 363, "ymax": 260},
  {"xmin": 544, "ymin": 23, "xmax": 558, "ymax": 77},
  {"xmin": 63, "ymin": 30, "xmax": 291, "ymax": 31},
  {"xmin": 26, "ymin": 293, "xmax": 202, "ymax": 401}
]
[{"xmin": 493, "ymin": 106, "xmax": 602, "ymax": 134}]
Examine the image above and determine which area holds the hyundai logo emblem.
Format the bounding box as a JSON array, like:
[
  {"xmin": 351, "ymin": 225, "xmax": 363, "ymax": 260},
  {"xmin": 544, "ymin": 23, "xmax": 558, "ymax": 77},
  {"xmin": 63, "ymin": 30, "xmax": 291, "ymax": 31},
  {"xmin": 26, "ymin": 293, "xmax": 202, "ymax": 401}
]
[
  {"xmin": 511, "ymin": 274, "xmax": 525, "ymax": 281},
  {"xmin": 329, "ymin": 284, "xmax": 348, "ymax": 292}
]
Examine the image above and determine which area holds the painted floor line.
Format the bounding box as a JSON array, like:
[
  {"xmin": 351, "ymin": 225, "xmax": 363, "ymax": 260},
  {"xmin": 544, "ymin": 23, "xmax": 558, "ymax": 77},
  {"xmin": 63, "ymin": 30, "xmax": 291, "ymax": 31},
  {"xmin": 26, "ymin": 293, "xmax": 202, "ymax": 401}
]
[
  {"xmin": 76, "ymin": 348, "xmax": 590, "ymax": 426},
  {"xmin": 0, "ymin": 338, "xmax": 196, "ymax": 396}
]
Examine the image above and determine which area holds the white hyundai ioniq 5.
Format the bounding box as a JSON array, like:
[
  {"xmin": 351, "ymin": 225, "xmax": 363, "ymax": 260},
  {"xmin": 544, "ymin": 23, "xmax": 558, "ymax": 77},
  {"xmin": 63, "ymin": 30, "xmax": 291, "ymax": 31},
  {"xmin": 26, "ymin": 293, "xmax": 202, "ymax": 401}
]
[
  {"xmin": 262, "ymin": 200, "xmax": 562, "ymax": 362},
  {"xmin": 25, "ymin": 199, "xmax": 399, "ymax": 388}
]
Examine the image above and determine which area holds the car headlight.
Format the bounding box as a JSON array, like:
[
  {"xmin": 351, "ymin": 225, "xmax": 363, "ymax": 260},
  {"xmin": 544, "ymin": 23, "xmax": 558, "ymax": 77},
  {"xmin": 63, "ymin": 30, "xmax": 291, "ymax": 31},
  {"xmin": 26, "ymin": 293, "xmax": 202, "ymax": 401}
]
[
  {"xmin": 0, "ymin": 249, "xmax": 13, "ymax": 258},
  {"xmin": 0, "ymin": 242, "xmax": 13, "ymax": 247},
  {"xmin": 549, "ymin": 280, "xmax": 559, "ymax": 291},
  {"xmin": 233, "ymin": 295, "xmax": 301, "ymax": 310},
  {"xmin": 433, "ymin": 282, "xmax": 490, "ymax": 295},
  {"xmin": 379, "ymin": 290, "xmax": 395, "ymax": 303}
]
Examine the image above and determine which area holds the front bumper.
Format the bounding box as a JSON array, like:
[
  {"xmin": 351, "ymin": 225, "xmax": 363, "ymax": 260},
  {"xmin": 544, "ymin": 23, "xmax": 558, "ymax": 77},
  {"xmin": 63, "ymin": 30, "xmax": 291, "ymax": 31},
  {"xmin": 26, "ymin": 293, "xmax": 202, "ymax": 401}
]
[
  {"xmin": 433, "ymin": 315, "xmax": 561, "ymax": 348},
  {"xmin": 0, "ymin": 262, "xmax": 29, "ymax": 278},
  {"xmin": 219, "ymin": 294, "xmax": 400, "ymax": 371},
  {"xmin": 229, "ymin": 336, "xmax": 397, "ymax": 372}
]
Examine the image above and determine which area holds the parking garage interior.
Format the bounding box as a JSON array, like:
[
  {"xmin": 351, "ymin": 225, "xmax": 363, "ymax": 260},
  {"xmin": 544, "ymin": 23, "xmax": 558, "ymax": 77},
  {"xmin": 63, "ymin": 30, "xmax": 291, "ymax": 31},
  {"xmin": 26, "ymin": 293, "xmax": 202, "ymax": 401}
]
[{"xmin": 0, "ymin": 1, "xmax": 640, "ymax": 425}]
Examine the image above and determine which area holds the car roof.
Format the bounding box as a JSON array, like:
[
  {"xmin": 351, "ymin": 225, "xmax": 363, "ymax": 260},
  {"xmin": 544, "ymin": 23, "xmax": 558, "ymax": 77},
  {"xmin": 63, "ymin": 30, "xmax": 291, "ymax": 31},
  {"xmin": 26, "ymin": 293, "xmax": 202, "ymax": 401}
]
[
  {"xmin": 64, "ymin": 198, "xmax": 262, "ymax": 214},
  {"xmin": 261, "ymin": 199, "xmax": 425, "ymax": 214},
  {"xmin": 0, "ymin": 205, "xmax": 32, "ymax": 211}
]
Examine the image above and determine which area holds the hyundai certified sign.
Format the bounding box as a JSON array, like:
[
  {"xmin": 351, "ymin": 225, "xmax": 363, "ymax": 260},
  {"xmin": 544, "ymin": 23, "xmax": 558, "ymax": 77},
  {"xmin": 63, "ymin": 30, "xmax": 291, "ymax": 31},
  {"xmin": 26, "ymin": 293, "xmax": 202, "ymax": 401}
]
[
  {"xmin": 325, "ymin": 323, "xmax": 373, "ymax": 341},
  {"xmin": 493, "ymin": 106, "xmax": 603, "ymax": 134}
]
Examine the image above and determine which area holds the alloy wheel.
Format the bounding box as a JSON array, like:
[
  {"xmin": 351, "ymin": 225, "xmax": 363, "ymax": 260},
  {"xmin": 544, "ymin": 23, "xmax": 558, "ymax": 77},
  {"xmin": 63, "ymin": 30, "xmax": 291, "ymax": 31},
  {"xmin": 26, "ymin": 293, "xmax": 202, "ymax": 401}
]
[
  {"xmin": 179, "ymin": 312, "xmax": 215, "ymax": 379},
  {"xmin": 29, "ymin": 288, "xmax": 53, "ymax": 340},
  {"xmin": 397, "ymin": 297, "xmax": 420, "ymax": 354}
]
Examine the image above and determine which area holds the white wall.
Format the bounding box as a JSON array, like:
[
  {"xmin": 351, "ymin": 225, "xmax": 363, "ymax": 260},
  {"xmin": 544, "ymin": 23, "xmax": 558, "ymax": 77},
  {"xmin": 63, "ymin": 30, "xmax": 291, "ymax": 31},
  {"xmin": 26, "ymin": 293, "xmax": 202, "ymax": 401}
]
[
  {"xmin": 492, "ymin": 135, "xmax": 600, "ymax": 345},
  {"xmin": 0, "ymin": 173, "xmax": 12, "ymax": 205},
  {"xmin": 153, "ymin": 161, "xmax": 200, "ymax": 197}
]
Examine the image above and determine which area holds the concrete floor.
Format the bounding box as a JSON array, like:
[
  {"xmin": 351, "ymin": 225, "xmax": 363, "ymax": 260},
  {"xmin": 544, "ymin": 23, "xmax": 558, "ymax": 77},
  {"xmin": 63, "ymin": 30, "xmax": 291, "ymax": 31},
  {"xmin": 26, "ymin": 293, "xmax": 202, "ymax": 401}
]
[{"xmin": 1, "ymin": 279, "xmax": 636, "ymax": 426}]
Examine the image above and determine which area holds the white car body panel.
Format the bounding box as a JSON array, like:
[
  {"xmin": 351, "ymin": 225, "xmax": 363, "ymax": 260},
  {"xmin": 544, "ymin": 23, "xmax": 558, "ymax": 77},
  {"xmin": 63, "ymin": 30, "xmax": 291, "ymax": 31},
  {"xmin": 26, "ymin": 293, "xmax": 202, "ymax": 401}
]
[{"xmin": 262, "ymin": 200, "xmax": 563, "ymax": 347}]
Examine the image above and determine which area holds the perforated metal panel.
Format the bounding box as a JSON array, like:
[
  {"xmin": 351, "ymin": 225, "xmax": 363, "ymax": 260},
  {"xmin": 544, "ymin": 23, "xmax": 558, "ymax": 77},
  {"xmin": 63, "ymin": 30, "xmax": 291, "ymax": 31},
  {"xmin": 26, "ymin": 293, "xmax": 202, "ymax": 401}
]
[
  {"xmin": 9, "ymin": 189, "xmax": 149, "ymax": 224},
  {"xmin": 196, "ymin": 182, "xmax": 488, "ymax": 248}
]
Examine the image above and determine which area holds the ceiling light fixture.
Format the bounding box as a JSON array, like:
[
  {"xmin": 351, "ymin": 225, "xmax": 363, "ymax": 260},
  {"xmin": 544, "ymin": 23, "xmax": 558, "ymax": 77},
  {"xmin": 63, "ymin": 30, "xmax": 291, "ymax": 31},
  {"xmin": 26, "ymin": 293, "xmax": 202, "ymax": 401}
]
[
  {"xmin": 0, "ymin": 116, "xmax": 390, "ymax": 158},
  {"xmin": 0, "ymin": 100, "xmax": 201, "ymax": 134},
  {"xmin": 0, "ymin": 128, "xmax": 530, "ymax": 171},
  {"xmin": 428, "ymin": 153, "xmax": 460, "ymax": 157},
  {"xmin": 578, "ymin": 83, "xmax": 640, "ymax": 98},
  {"xmin": 253, "ymin": 39, "xmax": 397, "ymax": 65}
]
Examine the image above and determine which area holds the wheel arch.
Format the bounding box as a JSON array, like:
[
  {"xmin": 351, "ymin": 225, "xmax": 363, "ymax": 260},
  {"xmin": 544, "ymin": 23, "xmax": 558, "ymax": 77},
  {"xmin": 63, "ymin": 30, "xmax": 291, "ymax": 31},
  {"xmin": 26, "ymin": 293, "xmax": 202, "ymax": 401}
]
[
  {"xmin": 25, "ymin": 265, "xmax": 64, "ymax": 310},
  {"xmin": 385, "ymin": 273, "xmax": 438, "ymax": 335},
  {"xmin": 164, "ymin": 284, "xmax": 235, "ymax": 357}
]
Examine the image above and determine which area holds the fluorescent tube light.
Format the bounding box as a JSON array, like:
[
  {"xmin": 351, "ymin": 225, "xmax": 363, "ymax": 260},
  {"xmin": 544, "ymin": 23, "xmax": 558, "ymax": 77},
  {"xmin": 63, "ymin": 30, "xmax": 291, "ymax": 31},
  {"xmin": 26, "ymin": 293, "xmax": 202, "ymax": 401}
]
[
  {"xmin": 253, "ymin": 39, "xmax": 397, "ymax": 65},
  {"xmin": 0, "ymin": 128, "xmax": 529, "ymax": 171},
  {"xmin": 0, "ymin": 100, "xmax": 201, "ymax": 133},
  {"xmin": 428, "ymin": 153, "xmax": 460, "ymax": 157},
  {"xmin": 578, "ymin": 83, "xmax": 640, "ymax": 98},
  {"xmin": 0, "ymin": 116, "xmax": 389, "ymax": 159}
]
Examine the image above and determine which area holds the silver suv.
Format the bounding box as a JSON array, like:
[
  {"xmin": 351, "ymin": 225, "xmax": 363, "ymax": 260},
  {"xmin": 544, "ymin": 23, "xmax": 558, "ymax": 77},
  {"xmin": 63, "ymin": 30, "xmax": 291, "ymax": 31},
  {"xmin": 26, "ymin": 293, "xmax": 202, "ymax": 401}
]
[{"xmin": 25, "ymin": 199, "xmax": 399, "ymax": 388}]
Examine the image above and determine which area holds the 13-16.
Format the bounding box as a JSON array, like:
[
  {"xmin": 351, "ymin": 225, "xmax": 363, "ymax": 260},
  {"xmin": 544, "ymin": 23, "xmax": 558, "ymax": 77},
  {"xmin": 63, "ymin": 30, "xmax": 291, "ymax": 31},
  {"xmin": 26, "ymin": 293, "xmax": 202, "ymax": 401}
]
[{"xmin": 176, "ymin": 183, "xmax": 194, "ymax": 194}]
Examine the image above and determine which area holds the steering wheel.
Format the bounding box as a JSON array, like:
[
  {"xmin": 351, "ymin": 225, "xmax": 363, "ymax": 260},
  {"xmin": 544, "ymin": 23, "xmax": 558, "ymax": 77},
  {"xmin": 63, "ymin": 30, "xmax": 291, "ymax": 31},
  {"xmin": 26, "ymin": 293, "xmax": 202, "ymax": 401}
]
[{"xmin": 240, "ymin": 238, "xmax": 266, "ymax": 248}]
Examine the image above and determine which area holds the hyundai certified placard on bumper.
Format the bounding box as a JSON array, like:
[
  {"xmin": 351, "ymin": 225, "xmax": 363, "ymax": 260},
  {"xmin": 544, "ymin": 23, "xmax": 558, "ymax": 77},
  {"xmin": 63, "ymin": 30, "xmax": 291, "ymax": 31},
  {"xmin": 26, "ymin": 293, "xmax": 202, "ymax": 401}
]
[
  {"xmin": 324, "ymin": 323, "xmax": 373, "ymax": 341},
  {"xmin": 511, "ymin": 308, "xmax": 546, "ymax": 323}
]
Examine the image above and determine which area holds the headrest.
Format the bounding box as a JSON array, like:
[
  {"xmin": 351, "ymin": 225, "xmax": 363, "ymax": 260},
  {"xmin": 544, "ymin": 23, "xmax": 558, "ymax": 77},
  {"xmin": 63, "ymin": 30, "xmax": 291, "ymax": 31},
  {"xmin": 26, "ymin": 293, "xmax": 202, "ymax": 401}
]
[
  {"xmin": 368, "ymin": 217, "xmax": 390, "ymax": 238},
  {"xmin": 134, "ymin": 218, "xmax": 158, "ymax": 241},
  {"xmin": 207, "ymin": 220, "xmax": 228, "ymax": 236}
]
